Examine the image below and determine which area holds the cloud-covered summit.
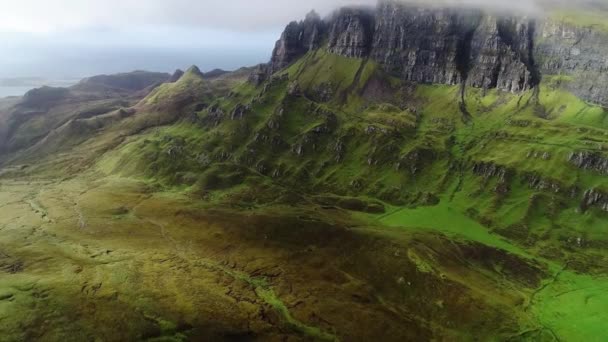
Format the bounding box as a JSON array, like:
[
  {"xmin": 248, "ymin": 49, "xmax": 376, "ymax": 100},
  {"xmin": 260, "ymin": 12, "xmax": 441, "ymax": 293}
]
[
  {"xmin": 0, "ymin": 0, "xmax": 603, "ymax": 81},
  {"xmin": 2, "ymin": 0, "xmax": 602, "ymax": 34}
]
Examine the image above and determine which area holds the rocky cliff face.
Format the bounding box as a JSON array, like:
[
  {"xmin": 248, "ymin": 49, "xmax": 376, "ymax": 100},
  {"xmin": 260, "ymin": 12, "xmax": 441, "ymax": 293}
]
[
  {"xmin": 536, "ymin": 20, "xmax": 608, "ymax": 106},
  {"xmin": 269, "ymin": 10, "xmax": 325, "ymax": 74},
  {"xmin": 568, "ymin": 151, "xmax": 608, "ymax": 175},
  {"xmin": 327, "ymin": 8, "xmax": 375, "ymax": 58},
  {"xmin": 468, "ymin": 15, "xmax": 539, "ymax": 92},
  {"xmin": 264, "ymin": 1, "xmax": 608, "ymax": 102},
  {"xmin": 370, "ymin": 5, "xmax": 472, "ymax": 86},
  {"xmin": 369, "ymin": 4, "xmax": 538, "ymax": 92}
]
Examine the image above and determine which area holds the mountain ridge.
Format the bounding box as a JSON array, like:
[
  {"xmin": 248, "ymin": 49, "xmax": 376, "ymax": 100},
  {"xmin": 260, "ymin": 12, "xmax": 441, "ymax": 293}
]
[
  {"xmin": 263, "ymin": 0, "xmax": 608, "ymax": 106},
  {"xmin": 0, "ymin": 2, "xmax": 607, "ymax": 341}
]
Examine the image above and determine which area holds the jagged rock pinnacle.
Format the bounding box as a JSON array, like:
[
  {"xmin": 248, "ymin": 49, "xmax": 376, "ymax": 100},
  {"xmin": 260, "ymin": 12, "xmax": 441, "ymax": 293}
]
[{"xmin": 169, "ymin": 69, "xmax": 185, "ymax": 83}]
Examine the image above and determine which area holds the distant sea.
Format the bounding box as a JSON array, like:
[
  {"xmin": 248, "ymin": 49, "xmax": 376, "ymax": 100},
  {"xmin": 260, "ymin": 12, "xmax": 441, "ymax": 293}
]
[{"xmin": 0, "ymin": 78, "xmax": 79, "ymax": 99}]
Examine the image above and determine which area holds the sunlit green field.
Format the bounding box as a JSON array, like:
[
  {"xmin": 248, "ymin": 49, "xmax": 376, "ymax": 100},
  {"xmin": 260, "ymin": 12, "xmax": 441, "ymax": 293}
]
[{"xmin": 377, "ymin": 201, "xmax": 608, "ymax": 341}]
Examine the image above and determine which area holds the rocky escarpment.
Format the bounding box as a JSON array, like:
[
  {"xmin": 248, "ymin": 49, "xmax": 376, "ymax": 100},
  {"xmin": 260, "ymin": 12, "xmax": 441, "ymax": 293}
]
[
  {"xmin": 269, "ymin": 10, "xmax": 325, "ymax": 74},
  {"xmin": 471, "ymin": 161, "xmax": 608, "ymax": 213},
  {"xmin": 467, "ymin": 15, "xmax": 539, "ymax": 92},
  {"xmin": 328, "ymin": 8, "xmax": 375, "ymax": 58},
  {"xmin": 581, "ymin": 189, "xmax": 608, "ymax": 212},
  {"xmin": 369, "ymin": 6, "xmax": 471, "ymax": 86},
  {"xmin": 568, "ymin": 151, "xmax": 608, "ymax": 175},
  {"xmin": 265, "ymin": 1, "xmax": 608, "ymax": 102},
  {"xmin": 267, "ymin": 1, "xmax": 541, "ymax": 94},
  {"xmin": 536, "ymin": 19, "xmax": 608, "ymax": 106},
  {"xmin": 371, "ymin": 4, "xmax": 538, "ymax": 92}
]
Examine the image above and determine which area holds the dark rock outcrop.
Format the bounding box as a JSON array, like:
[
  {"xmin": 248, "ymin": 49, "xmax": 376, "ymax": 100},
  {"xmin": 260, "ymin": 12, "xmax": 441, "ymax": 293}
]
[
  {"xmin": 467, "ymin": 15, "xmax": 539, "ymax": 92},
  {"xmin": 366, "ymin": 2, "xmax": 539, "ymax": 92},
  {"xmin": 328, "ymin": 8, "xmax": 375, "ymax": 58},
  {"xmin": 536, "ymin": 19, "xmax": 608, "ymax": 106},
  {"xmin": 473, "ymin": 162, "xmax": 509, "ymax": 181},
  {"xmin": 524, "ymin": 173, "xmax": 563, "ymax": 193},
  {"xmin": 248, "ymin": 64, "xmax": 270, "ymax": 86},
  {"xmin": 260, "ymin": 1, "xmax": 608, "ymax": 103},
  {"xmin": 370, "ymin": 5, "xmax": 473, "ymax": 86},
  {"xmin": 568, "ymin": 151, "xmax": 608, "ymax": 175},
  {"xmin": 396, "ymin": 149, "xmax": 436, "ymax": 175},
  {"xmin": 169, "ymin": 69, "xmax": 185, "ymax": 83},
  {"xmin": 201, "ymin": 104, "xmax": 225, "ymax": 127},
  {"xmin": 581, "ymin": 189, "xmax": 608, "ymax": 212},
  {"xmin": 269, "ymin": 10, "xmax": 326, "ymax": 73},
  {"xmin": 263, "ymin": 2, "xmax": 541, "ymax": 93},
  {"xmin": 230, "ymin": 104, "xmax": 251, "ymax": 120}
]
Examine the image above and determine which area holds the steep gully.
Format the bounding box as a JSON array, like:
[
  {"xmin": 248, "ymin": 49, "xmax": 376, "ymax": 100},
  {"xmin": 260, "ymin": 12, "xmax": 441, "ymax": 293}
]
[{"xmin": 458, "ymin": 19, "xmax": 541, "ymax": 122}]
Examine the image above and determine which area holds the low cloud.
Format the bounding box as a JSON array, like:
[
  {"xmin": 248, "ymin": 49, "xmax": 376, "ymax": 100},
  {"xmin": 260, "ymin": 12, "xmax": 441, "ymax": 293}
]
[
  {"xmin": 0, "ymin": 0, "xmax": 602, "ymax": 33},
  {"xmin": 390, "ymin": 0, "xmax": 604, "ymax": 15},
  {"xmin": 0, "ymin": 0, "xmax": 374, "ymax": 33}
]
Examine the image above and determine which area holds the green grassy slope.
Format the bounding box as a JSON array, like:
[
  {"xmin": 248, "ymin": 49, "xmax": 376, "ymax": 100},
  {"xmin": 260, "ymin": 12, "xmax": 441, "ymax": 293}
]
[
  {"xmin": 100, "ymin": 50, "xmax": 607, "ymax": 238},
  {"xmin": 76, "ymin": 49, "xmax": 608, "ymax": 339},
  {"xmin": 1, "ymin": 48, "xmax": 607, "ymax": 340}
]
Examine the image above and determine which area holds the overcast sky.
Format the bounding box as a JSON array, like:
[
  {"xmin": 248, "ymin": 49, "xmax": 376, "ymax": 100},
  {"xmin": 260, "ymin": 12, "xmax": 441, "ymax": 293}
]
[
  {"xmin": 0, "ymin": 0, "xmax": 382, "ymax": 80},
  {"xmin": 0, "ymin": 0, "xmax": 596, "ymax": 81},
  {"xmin": 0, "ymin": 0, "xmax": 381, "ymax": 33}
]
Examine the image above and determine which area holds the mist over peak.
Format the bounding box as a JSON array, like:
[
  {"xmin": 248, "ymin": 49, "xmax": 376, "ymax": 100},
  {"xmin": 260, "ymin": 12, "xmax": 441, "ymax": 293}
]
[
  {"xmin": 375, "ymin": 0, "xmax": 606, "ymax": 16},
  {"xmin": 1, "ymin": 0, "xmax": 604, "ymax": 89},
  {"xmin": 4, "ymin": 0, "xmax": 602, "ymax": 35}
]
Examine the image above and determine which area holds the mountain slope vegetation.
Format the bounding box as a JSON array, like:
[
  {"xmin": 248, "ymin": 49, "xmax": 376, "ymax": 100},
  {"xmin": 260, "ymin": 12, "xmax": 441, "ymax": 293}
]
[{"xmin": 0, "ymin": 3, "xmax": 607, "ymax": 341}]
